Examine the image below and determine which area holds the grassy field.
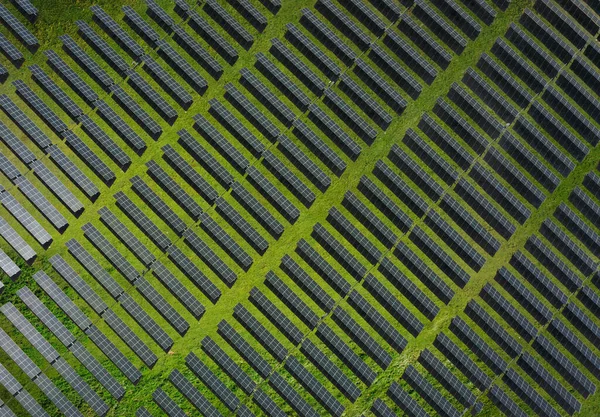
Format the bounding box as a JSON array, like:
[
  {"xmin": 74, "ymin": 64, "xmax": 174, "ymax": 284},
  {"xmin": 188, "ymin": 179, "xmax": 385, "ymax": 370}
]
[{"xmin": 0, "ymin": 0, "xmax": 598, "ymax": 416}]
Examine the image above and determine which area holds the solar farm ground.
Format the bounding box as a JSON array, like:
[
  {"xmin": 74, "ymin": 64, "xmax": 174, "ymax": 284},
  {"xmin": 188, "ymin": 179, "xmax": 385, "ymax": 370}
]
[{"xmin": 0, "ymin": 0, "xmax": 598, "ymax": 416}]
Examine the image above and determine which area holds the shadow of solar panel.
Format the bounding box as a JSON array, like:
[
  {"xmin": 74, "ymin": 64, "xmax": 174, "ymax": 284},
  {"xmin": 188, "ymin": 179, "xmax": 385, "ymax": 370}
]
[
  {"xmin": 548, "ymin": 318, "xmax": 600, "ymax": 378},
  {"xmin": 563, "ymin": 302, "xmax": 600, "ymax": 348},
  {"xmin": 578, "ymin": 285, "xmax": 600, "ymax": 320},
  {"xmin": 270, "ymin": 38, "xmax": 327, "ymax": 95}
]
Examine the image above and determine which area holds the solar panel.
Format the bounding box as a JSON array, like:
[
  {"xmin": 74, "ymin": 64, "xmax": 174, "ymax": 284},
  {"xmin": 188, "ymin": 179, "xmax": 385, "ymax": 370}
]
[
  {"xmin": 76, "ymin": 19, "xmax": 130, "ymax": 75},
  {"xmin": 28, "ymin": 64, "xmax": 82, "ymax": 119},
  {"xmin": 208, "ymin": 98, "xmax": 266, "ymax": 156},
  {"xmin": 94, "ymin": 99, "xmax": 147, "ymax": 154},
  {"xmin": 14, "ymin": 175, "xmax": 69, "ymax": 232},
  {"xmin": 44, "ymin": 49, "xmax": 98, "ymax": 104},
  {"xmin": 448, "ymin": 83, "xmax": 504, "ymax": 139},
  {"xmin": 403, "ymin": 365, "xmax": 460, "ymax": 417},
  {"xmin": 425, "ymin": 210, "xmax": 486, "ymax": 273},
  {"xmin": 300, "ymin": 8, "xmax": 356, "ymax": 66},
  {"xmin": 347, "ymin": 288, "xmax": 408, "ymax": 352},
  {"xmin": 153, "ymin": 388, "xmax": 186, "ymax": 417},
  {"xmin": 216, "ymin": 197, "xmax": 268, "ymax": 254},
  {"xmin": 327, "ymin": 207, "xmax": 382, "ymax": 264},
  {"xmin": 357, "ymin": 176, "xmax": 412, "ymax": 233},
  {"xmin": 163, "ymin": 142, "xmax": 220, "ymax": 201},
  {"xmin": 201, "ymin": 335, "xmax": 257, "ymax": 394},
  {"xmin": 325, "ymin": 84, "xmax": 382, "ymax": 140},
  {"xmin": 404, "ymin": 128, "xmax": 459, "ymax": 185},
  {"xmin": 169, "ymin": 369, "xmax": 226, "ymax": 417},
  {"xmin": 480, "ymin": 283, "xmax": 537, "ymax": 342},
  {"xmin": 353, "ymin": 61, "xmax": 407, "ymax": 115},
  {"xmin": 295, "ymin": 238, "xmax": 351, "ymax": 296},
  {"xmin": 183, "ymin": 228, "xmax": 238, "ymax": 286},
  {"xmin": 487, "ymin": 384, "xmax": 528, "ymax": 417},
  {"xmin": 463, "ymin": 67, "xmax": 518, "ymax": 123},
  {"xmin": 270, "ymin": 38, "xmax": 326, "ymax": 95},
  {"xmin": 491, "ymin": 38, "xmax": 547, "ymax": 93},
  {"xmin": 539, "ymin": 219, "xmax": 596, "ymax": 276},
  {"xmin": 186, "ymin": 352, "xmax": 241, "ymax": 411},
  {"xmin": 29, "ymin": 372, "xmax": 83, "ymax": 417},
  {"xmin": 247, "ymin": 166, "xmax": 300, "ymax": 222},
  {"xmin": 31, "ymin": 159, "xmax": 85, "ymax": 215},
  {"xmin": 12, "ymin": 79, "xmax": 67, "ymax": 136},
  {"xmin": 109, "ymin": 84, "xmax": 162, "ymax": 138},
  {"xmin": 230, "ymin": 181, "xmax": 284, "ymax": 237},
  {"xmin": 439, "ymin": 194, "xmax": 500, "ymax": 256},
  {"xmin": 60, "ymin": 34, "xmax": 115, "ymax": 90},
  {"xmin": 0, "ymin": 188, "xmax": 52, "ymax": 247},
  {"xmin": 167, "ymin": 244, "xmax": 221, "ymax": 303},
  {"xmin": 312, "ymin": 223, "xmax": 367, "ymax": 279},
  {"xmin": 503, "ymin": 368, "xmax": 561, "ymax": 417},
  {"xmin": 0, "ymin": 3, "xmax": 38, "ymax": 47},
  {"xmin": 269, "ymin": 371, "xmax": 320, "ymax": 417},
  {"xmin": 185, "ymin": 8, "xmax": 238, "ymax": 64},
  {"xmin": 378, "ymin": 258, "xmax": 440, "ymax": 322},
  {"xmin": 255, "ymin": 52, "xmax": 311, "ymax": 111},
  {"xmin": 127, "ymin": 70, "xmax": 177, "ymax": 123},
  {"xmin": 130, "ymin": 175, "xmax": 187, "ymax": 235},
  {"xmin": 192, "ymin": 113, "xmax": 249, "ymax": 172},
  {"xmin": 388, "ymin": 145, "xmax": 444, "ymax": 201},
  {"xmin": 0, "ymin": 364, "xmax": 49, "ymax": 417},
  {"xmin": 12, "ymin": 0, "xmax": 38, "ymax": 21},
  {"xmin": 535, "ymin": 0, "xmax": 589, "ymax": 48},
  {"xmin": 525, "ymin": 235, "xmax": 582, "ymax": 291},
  {"xmin": 285, "ymin": 23, "xmax": 341, "ymax": 80},
  {"xmin": 413, "ymin": 0, "xmax": 467, "ymax": 53},
  {"xmin": 340, "ymin": 0, "xmax": 386, "ymax": 36},
  {"xmin": 262, "ymin": 151, "xmax": 315, "ymax": 207},
  {"xmin": 520, "ymin": 9, "xmax": 575, "ymax": 64},
  {"xmin": 47, "ymin": 145, "xmax": 99, "ymax": 200},
  {"xmin": 205, "ymin": 0, "xmax": 254, "ymax": 49},
  {"xmin": 0, "ymin": 32, "xmax": 24, "ymax": 64},
  {"xmin": 570, "ymin": 187, "xmax": 600, "ymax": 230},
  {"xmin": 234, "ymin": 303, "xmax": 287, "ymax": 362},
  {"xmin": 449, "ymin": 316, "xmax": 507, "ymax": 374},
  {"xmin": 0, "ymin": 118, "xmax": 37, "ymax": 163},
  {"xmin": 152, "ymin": 260, "xmax": 205, "ymax": 319},
  {"xmin": 476, "ymin": 53, "xmax": 533, "ymax": 108},
  {"xmin": 146, "ymin": 0, "xmax": 175, "ymax": 28},
  {"xmin": 17, "ymin": 286, "xmax": 125, "ymax": 399},
  {"xmin": 433, "ymin": 98, "xmax": 489, "ymax": 154},
  {"xmin": 431, "ymin": 0, "xmax": 481, "ymax": 39},
  {"xmin": 548, "ymin": 317, "xmax": 600, "ymax": 377},
  {"xmin": 0, "ymin": 247, "xmax": 19, "ymax": 280},
  {"xmin": 316, "ymin": 1, "xmax": 371, "ymax": 50},
  {"xmin": 226, "ymin": 0, "xmax": 267, "ymax": 31},
  {"xmin": 218, "ymin": 319, "xmax": 272, "ymax": 378},
  {"xmin": 0, "ymin": 215, "xmax": 35, "ymax": 263},
  {"xmin": 434, "ymin": 332, "xmax": 491, "ymax": 391},
  {"xmin": 199, "ymin": 211, "xmax": 253, "ymax": 270},
  {"xmin": 155, "ymin": 39, "xmax": 208, "ymax": 94},
  {"xmin": 380, "ymin": 31, "xmax": 439, "ymax": 85},
  {"xmin": 418, "ymin": 349, "xmax": 480, "ymax": 409},
  {"xmin": 90, "ymin": 5, "xmax": 145, "ymax": 58},
  {"xmin": 555, "ymin": 202, "xmax": 599, "ymax": 254},
  {"xmin": 387, "ymin": 383, "xmax": 430, "ymax": 417},
  {"xmin": 276, "ymin": 133, "xmax": 331, "ymax": 190},
  {"xmin": 371, "ymin": 398, "xmax": 399, "ymax": 417}
]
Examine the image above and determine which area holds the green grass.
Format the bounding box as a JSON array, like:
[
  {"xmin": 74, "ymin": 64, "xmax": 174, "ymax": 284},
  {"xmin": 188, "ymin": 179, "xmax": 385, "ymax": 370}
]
[{"xmin": 0, "ymin": 0, "xmax": 598, "ymax": 416}]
